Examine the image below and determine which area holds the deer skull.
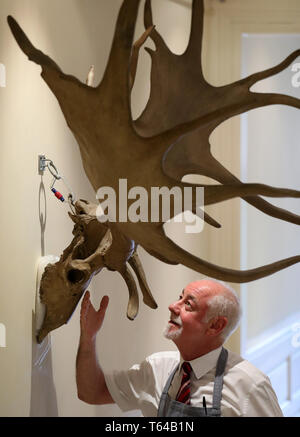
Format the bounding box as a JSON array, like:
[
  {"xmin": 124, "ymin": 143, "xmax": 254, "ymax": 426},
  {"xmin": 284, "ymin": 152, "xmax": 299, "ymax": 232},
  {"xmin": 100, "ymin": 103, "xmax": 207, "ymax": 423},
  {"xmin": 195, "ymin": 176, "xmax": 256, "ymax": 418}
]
[{"xmin": 37, "ymin": 200, "xmax": 157, "ymax": 343}]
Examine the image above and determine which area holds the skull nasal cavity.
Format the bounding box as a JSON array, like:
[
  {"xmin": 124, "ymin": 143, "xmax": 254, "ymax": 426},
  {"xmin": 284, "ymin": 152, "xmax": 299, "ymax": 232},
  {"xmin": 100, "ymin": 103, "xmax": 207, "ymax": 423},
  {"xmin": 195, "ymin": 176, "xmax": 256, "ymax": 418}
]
[{"xmin": 67, "ymin": 269, "xmax": 85, "ymax": 284}]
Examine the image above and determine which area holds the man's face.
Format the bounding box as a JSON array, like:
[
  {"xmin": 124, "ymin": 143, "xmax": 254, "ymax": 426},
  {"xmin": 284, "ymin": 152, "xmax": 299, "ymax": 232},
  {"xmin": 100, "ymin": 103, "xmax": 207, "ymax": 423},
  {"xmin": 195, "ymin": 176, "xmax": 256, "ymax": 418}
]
[{"xmin": 164, "ymin": 284, "xmax": 211, "ymax": 345}]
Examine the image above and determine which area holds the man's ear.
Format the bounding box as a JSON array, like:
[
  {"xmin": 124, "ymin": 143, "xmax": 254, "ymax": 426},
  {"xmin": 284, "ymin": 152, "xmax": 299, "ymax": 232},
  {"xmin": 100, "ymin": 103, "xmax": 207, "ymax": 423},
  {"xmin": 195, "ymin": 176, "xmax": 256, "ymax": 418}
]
[{"xmin": 205, "ymin": 316, "xmax": 228, "ymax": 336}]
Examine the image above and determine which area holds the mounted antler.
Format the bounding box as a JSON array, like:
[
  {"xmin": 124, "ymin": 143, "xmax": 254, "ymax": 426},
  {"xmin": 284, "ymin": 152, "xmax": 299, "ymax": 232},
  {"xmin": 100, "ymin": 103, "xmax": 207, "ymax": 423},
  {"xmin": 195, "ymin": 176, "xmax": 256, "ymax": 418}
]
[{"xmin": 7, "ymin": 0, "xmax": 300, "ymax": 339}]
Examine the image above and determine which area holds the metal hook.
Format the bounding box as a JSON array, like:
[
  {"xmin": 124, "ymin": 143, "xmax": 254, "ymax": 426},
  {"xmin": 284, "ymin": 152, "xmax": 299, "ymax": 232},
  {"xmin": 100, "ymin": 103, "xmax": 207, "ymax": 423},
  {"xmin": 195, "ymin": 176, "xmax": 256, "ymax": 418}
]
[
  {"xmin": 38, "ymin": 154, "xmax": 76, "ymax": 208},
  {"xmin": 47, "ymin": 161, "xmax": 61, "ymax": 180}
]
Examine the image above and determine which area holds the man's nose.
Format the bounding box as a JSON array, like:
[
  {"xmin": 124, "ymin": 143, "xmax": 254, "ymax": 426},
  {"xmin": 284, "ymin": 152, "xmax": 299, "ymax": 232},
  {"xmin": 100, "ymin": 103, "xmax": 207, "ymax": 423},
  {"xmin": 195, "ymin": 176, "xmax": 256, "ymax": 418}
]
[{"xmin": 168, "ymin": 301, "xmax": 180, "ymax": 315}]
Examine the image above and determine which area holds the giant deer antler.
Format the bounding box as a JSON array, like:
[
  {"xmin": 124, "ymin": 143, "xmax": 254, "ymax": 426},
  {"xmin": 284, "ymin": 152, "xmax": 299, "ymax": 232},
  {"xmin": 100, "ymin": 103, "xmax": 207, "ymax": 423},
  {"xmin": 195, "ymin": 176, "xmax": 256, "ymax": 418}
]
[
  {"xmin": 136, "ymin": 0, "xmax": 300, "ymax": 225},
  {"xmin": 7, "ymin": 0, "xmax": 300, "ymax": 339}
]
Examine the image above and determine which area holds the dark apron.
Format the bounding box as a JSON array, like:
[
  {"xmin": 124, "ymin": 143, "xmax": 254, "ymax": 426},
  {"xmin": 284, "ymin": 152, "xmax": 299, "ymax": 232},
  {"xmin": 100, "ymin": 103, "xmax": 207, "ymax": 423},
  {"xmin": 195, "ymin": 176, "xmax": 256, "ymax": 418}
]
[{"xmin": 157, "ymin": 347, "xmax": 228, "ymax": 417}]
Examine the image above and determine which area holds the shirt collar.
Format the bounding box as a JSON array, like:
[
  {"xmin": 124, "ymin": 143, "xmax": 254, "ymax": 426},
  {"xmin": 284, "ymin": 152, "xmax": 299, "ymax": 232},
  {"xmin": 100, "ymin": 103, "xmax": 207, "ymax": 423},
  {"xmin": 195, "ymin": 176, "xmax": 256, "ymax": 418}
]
[{"xmin": 180, "ymin": 346, "xmax": 222, "ymax": 379}]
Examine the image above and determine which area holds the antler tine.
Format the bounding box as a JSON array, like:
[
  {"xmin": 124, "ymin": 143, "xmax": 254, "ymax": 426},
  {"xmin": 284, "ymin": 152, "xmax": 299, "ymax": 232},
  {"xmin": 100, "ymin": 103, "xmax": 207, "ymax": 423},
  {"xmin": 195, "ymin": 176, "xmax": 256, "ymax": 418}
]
[
  {"xmin": 156, "ymin": 88, "xmax": 300, "ymax": 150},
  {"xmin": 7, "ymin": 15, "xmax": 62, "ymax": 72},
  {"xmin": 205, "ymin": 151, "xmax": 300, "ymax": 225},
  {"xmin": 101, "ymin": 0, "xmax": 141, "ymax": 93},
  {"xmin": 7, "ymin": 15, "xmax": 85, "ymax": 89},
  {"xmin": 160, "ymin": 180, "xmax": 300, "ymax": 223},
  {"xmin": 240, "ymin": 49, "xmax": 300, "ymax": 89},
  {"xmin": 244, "ymin": 195, "xmax": 300, "ymax": 225},
  {"xmin": 7, "ymin": 15, "xmax": 88, "ymax": 117},
  {"xmin": 144, "ymin": 0, "xmax": 170, "ymax": 52},
  {"xmin": 163, "ymin": 134, "xmax": 300, "ymax": 226},
  {"xmin": 141, "ymin": 227, "xmax": 300, "ymax": 284},
  {"xmin": 202, "ymin": 212, "xmax": 221, "ymax": 228},
  {"xmin": 121, "ymin": 267, "xmax": 140, "ymax": 320},
  {"xmin": 152, "ymin": 104, "xmax": 243, "ymax": 151},
  {"xmin": 130, "ymin": 25, "xmax": 155, "ymax": 91},
  {"xmin": 183, "ymin": 181, "xmax": 300, "ymax": 208},
  {"xmin": 128, "ymin": 251, "xmax": 157, "ymax": 309},
  {"xmin": 198, "ymin": 154, "xmax": 300, "ymax": 226},
  {"xmin": 185, "ymin": 0, "xmax": 205, "ymax": 65},
  {"xmin": 251, "ymin": 92, "xmax": 300, "ymax": 111}
]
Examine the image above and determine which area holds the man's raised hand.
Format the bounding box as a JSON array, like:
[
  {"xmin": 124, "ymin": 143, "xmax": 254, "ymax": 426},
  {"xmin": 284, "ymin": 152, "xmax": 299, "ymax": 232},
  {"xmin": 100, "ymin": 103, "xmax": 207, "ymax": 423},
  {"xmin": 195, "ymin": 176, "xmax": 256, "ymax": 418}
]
[{"xmin": 80, "ymin": 291, "xmax": 109, "ymax": 341}]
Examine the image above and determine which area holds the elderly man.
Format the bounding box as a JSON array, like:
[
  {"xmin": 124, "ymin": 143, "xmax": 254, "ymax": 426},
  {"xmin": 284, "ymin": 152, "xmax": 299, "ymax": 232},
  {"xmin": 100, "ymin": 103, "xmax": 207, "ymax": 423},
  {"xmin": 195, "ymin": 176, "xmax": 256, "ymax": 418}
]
[{"xmin": 76, "ymin": 279, "xmax": 283, "ymax": 417}]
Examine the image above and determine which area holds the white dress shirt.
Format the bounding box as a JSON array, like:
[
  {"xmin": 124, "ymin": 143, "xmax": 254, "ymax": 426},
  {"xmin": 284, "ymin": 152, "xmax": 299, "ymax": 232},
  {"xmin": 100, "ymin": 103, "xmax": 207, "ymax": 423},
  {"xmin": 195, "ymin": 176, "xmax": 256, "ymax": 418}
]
[{"xmin": 104, "ymin": 347, "xmax": 283, "ymax": 417}]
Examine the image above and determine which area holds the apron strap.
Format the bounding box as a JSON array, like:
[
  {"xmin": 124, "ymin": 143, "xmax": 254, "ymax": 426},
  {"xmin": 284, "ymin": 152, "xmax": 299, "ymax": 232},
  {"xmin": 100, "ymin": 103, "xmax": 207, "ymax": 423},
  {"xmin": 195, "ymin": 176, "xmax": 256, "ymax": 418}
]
[
  {"xmin": 157, "ymin": 364, "xmax": 179, "ymax": 416},
  {"xmin": 212, "ymin": 347, "xmax": 228, "ymax": 410}
]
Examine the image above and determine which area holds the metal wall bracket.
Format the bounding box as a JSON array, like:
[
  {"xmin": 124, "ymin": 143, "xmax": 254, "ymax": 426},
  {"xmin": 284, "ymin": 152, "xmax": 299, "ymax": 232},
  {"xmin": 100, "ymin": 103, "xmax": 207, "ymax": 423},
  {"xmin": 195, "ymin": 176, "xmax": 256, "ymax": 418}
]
[
  {"xmin": 38, "ymin": 155, "xmax": 60, "ymax": 180},
  {"xmin": 38, "ymin": 154, "xmax": 47, "ymax": 175}
]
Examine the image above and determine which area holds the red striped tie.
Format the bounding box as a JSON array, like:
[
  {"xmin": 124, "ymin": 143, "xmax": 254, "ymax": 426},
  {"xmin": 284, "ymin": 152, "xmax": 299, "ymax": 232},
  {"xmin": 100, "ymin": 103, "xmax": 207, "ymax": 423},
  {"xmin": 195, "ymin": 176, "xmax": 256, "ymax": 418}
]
[{"xmin": 176, "ymin": 362, "xmax": 192, "ymax": 404}]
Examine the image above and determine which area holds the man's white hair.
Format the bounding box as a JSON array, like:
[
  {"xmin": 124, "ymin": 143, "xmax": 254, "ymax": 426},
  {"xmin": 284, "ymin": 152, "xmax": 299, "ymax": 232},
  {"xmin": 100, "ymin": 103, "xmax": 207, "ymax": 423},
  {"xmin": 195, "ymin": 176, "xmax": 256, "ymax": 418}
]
[{"xmin": 202, "ymin": 278, "xmax": 242, "ymax": 342}]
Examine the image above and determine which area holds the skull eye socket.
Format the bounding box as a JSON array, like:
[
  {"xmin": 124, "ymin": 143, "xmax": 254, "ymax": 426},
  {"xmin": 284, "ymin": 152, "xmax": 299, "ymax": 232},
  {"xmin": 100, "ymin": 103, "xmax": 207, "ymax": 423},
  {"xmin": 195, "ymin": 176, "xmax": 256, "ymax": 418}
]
[{"xmin": 67, "ymin": 269, "xmax": 85, "ymax": 284}]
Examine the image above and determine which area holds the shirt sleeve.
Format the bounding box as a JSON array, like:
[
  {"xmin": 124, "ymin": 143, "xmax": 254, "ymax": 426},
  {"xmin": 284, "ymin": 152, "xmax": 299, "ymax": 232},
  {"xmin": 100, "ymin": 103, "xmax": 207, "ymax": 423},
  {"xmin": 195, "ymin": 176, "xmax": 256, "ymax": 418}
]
[
  {"xmin": 104, "ymin": 351, "xmax": 179, "ymax": 415},
  {"xmin": 243, "ymin": 377, "xmax": 284, "ymax": 417},
  {"xmin": 104, "ymin": 357, "xmax": 158, "ymax": 413}
]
